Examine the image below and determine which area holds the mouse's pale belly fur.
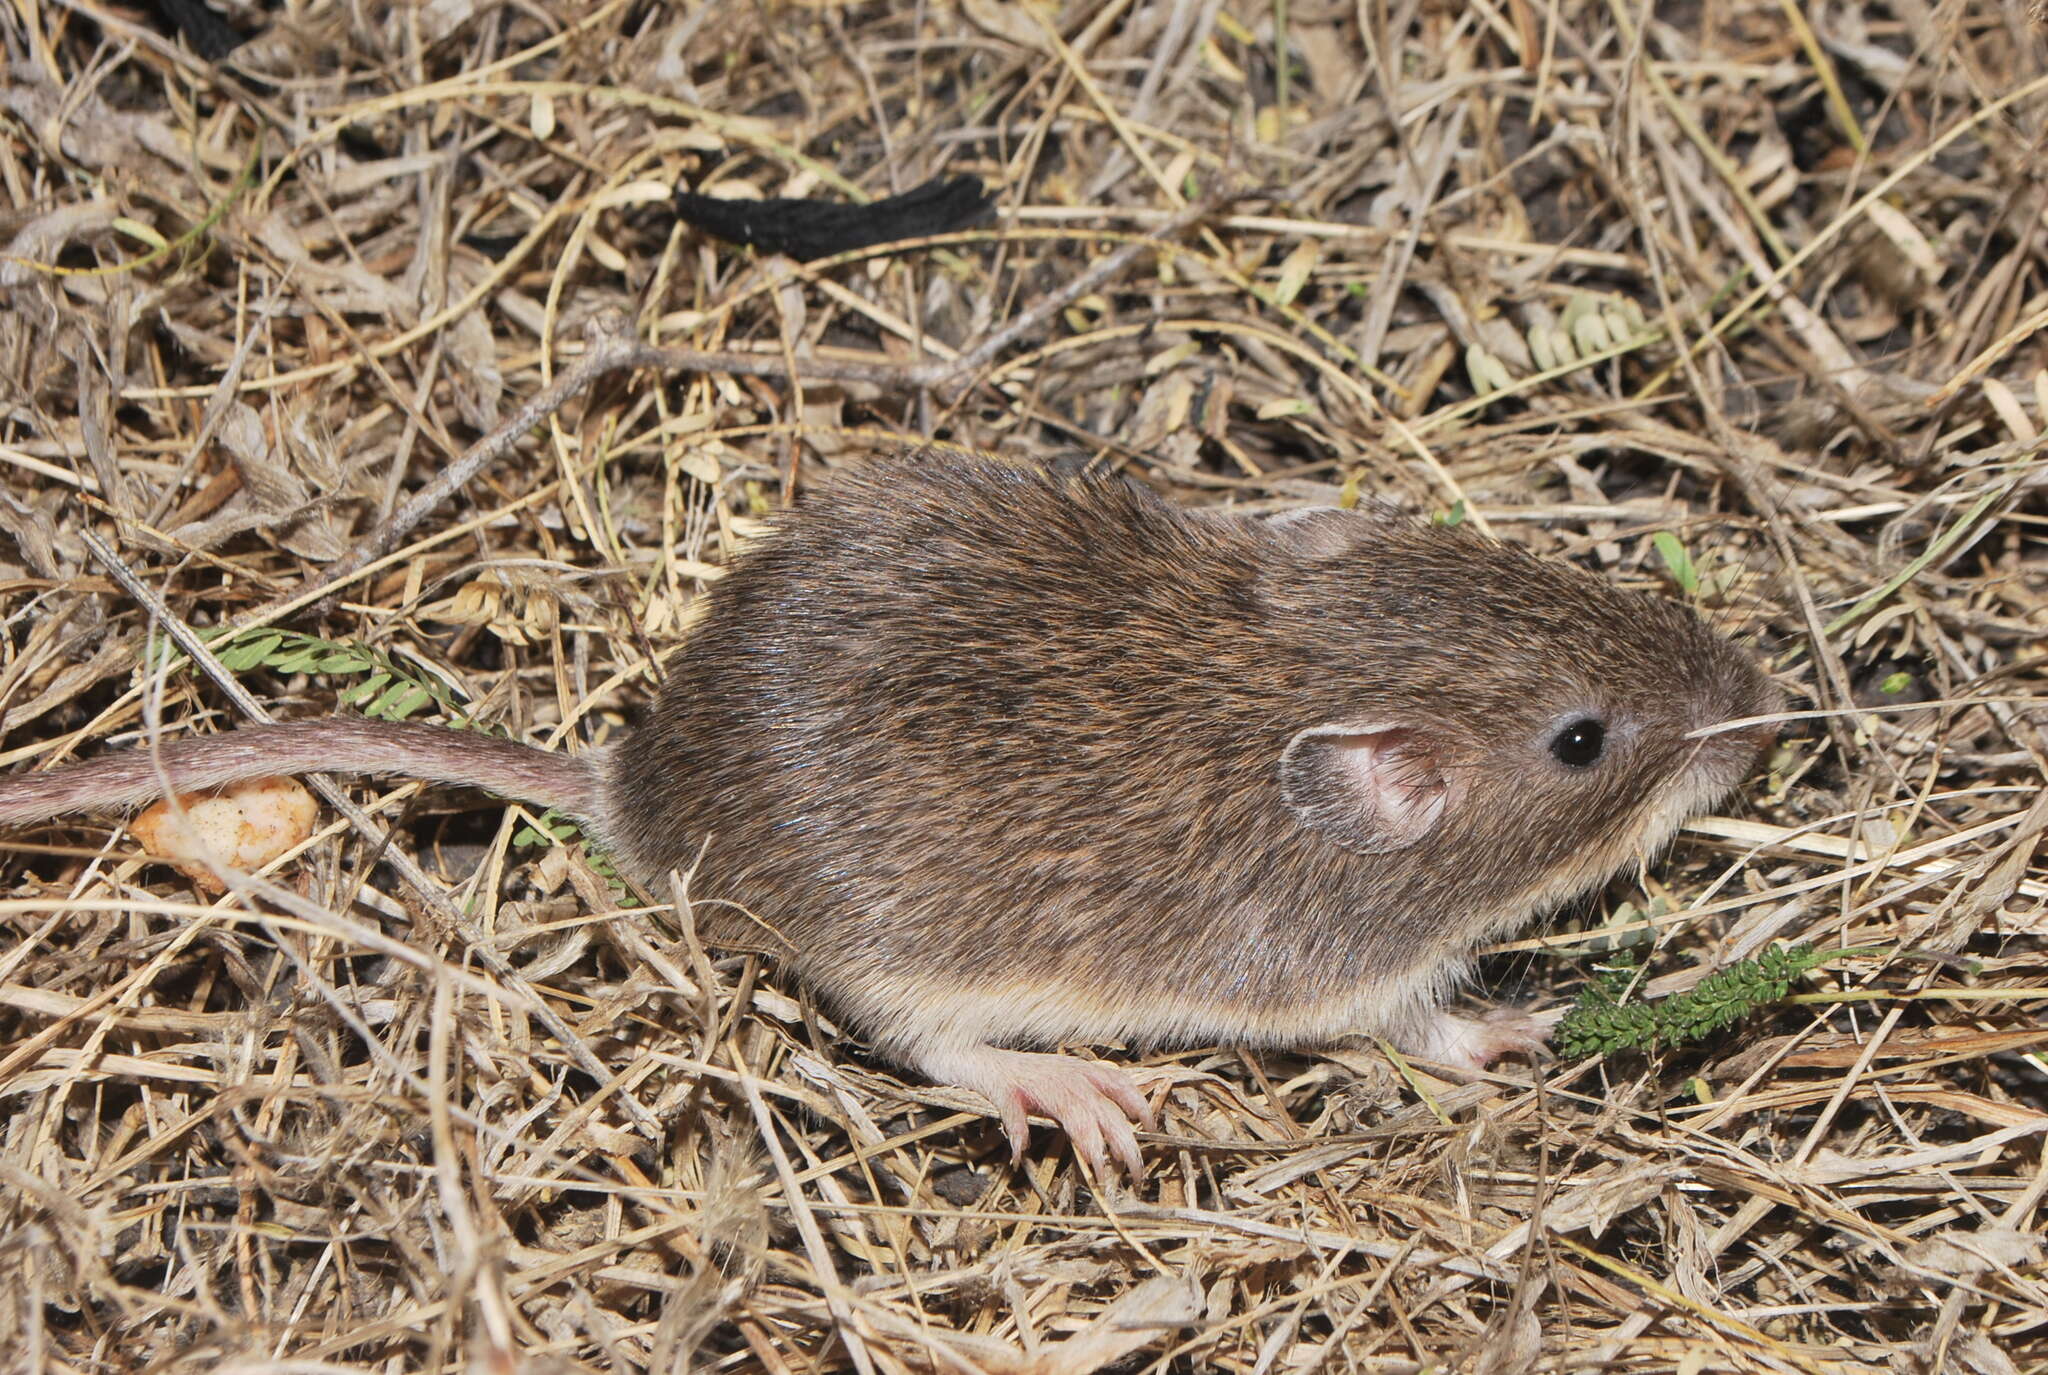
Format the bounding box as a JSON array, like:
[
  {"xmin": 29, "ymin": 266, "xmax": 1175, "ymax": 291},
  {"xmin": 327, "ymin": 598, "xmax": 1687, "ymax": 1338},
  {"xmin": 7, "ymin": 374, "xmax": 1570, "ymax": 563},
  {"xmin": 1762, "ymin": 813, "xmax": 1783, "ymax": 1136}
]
[{"xmin": 851, "ymin": 956, "xmax": 1469, "ymax": 1053}]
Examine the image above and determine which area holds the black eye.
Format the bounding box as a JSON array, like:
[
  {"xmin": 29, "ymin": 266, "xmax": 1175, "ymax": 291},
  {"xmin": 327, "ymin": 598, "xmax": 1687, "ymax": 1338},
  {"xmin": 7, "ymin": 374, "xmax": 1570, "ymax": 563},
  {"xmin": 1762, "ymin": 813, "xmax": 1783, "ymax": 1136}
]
[{"xmin": 1551, "ymin": 718, "xmax": 1606, "ymax": 768}]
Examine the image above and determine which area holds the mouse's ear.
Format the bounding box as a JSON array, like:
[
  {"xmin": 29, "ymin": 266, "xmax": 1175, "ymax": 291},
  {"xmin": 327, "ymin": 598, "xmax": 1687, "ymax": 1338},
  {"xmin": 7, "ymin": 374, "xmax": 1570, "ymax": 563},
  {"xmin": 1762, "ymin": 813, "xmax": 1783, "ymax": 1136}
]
[{"xmin": 1278, "ymin": 722, "xmax": 1454, "ymax": 853}]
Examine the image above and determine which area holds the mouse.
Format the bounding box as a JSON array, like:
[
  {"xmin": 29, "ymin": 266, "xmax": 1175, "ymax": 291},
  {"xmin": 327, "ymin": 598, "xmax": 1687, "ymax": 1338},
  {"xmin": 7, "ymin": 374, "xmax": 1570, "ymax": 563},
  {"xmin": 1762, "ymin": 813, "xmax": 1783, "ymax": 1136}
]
[{"xmin": 0, "ymin": 453, "xmax": 1783, "ymax": 1175}]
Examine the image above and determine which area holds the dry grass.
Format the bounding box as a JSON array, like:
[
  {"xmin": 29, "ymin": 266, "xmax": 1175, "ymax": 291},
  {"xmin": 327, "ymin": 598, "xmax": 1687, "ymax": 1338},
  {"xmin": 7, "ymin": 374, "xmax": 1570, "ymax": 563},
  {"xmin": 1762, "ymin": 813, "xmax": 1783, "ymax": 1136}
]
[{"xmin": 2, "ymin": 0, "xmax": 2046, "ymax": 1370}]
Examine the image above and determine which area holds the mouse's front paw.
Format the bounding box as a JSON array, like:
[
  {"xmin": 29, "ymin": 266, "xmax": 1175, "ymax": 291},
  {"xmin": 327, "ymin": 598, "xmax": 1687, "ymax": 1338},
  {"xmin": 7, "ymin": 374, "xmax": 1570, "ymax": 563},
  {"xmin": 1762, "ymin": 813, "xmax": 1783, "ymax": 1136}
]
[
  {"xmin": 919, "ymin": 1045, "xmax": 1155, "ymax": 1177},
  {"xmin": 1414, "ymin": 1006, "xmax": 1553, "ymax": 1074}
]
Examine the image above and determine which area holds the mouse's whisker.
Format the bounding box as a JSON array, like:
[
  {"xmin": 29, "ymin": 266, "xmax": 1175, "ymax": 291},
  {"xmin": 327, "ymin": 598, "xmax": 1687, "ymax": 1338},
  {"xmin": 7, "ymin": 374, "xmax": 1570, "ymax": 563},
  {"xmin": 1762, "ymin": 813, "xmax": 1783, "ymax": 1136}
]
[{"xmin": 1685, "ymin": 693, "xmax": 2045, "ymax": 738}]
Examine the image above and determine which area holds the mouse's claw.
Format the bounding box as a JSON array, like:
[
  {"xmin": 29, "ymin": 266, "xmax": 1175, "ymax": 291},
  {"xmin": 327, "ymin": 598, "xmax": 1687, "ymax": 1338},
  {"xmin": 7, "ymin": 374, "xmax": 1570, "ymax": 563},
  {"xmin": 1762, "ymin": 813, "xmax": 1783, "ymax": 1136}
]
[{"xmin": 920, "ymin": 1045, "xmax": 1154, "ymax": 1177}]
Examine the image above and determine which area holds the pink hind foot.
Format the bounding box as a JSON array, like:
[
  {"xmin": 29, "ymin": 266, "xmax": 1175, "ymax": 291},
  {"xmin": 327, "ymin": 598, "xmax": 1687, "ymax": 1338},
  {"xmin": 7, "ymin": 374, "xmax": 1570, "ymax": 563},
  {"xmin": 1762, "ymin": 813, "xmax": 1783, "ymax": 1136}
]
[
  {"xmin": 1412, "ymin": 1006, "xmax": 1553, "ymax": 1074},
  {"xmin": 917, "ymin": 1045, "xmax": 1156, "ymax": 1176}
]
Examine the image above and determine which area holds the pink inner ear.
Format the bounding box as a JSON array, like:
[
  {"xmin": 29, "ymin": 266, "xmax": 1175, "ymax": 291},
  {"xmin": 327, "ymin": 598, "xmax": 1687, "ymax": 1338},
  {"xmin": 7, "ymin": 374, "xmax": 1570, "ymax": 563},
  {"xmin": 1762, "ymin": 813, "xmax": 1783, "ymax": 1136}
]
[
  {"xmin": 1330, "ymin": 729, "xmax": 1450, "ymax": 849},
  {"xmin": 1279, "ymin": 719, "xmax": 1456, "ymax": 854}
]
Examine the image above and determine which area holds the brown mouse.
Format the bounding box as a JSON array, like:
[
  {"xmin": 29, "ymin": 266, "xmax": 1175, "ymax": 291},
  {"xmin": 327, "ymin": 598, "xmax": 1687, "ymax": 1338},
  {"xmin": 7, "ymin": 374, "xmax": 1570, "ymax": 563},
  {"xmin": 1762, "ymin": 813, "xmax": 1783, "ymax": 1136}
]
[{"xmin": 0, "ymin": 454, "xmax": 1782, "ymax": 1174}]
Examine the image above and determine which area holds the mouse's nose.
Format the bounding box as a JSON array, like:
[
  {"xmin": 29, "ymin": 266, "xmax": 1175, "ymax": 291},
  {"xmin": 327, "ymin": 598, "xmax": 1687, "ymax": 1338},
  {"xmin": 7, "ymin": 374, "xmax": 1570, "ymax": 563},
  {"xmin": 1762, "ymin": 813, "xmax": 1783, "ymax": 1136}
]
[
  {"xmin": 1720, "ymin": 716, "xmax": 1782, "ymax": 754},
  {"xmin": 1682, "ymin": 716, "xmax": 1777, "ymax": 795},
  {"xmin": 1687, "ymin": 667, "xmax": 1784, "ymax": 773},
  {"xmin": 1703, "ymin": 666, "xmax": 1786, "ymax": 754}
]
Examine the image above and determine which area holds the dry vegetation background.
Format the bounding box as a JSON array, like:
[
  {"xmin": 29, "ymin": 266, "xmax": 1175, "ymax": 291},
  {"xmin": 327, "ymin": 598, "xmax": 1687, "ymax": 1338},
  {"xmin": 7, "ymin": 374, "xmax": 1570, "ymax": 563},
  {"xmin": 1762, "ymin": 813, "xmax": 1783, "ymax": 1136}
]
[{"xmin": 1, "ymin": 0, "xmax": 2046, "ymax": 1370}]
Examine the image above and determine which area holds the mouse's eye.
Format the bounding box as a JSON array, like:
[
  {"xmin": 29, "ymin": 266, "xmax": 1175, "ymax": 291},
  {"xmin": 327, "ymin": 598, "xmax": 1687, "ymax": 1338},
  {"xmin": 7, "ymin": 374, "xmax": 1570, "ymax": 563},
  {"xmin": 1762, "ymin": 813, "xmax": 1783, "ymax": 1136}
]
[{"xmin": 1550, "ymin": 718, "xmax": 1606, "ymax": 768}]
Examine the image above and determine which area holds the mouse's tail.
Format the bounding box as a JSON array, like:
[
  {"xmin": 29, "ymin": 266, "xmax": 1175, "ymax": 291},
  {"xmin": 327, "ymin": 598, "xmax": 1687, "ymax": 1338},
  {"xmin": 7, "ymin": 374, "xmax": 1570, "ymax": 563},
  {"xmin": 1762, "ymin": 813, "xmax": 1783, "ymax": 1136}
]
[{"xmin": 0, "ymin": 718, "xmax": 605, "ymax": 828}]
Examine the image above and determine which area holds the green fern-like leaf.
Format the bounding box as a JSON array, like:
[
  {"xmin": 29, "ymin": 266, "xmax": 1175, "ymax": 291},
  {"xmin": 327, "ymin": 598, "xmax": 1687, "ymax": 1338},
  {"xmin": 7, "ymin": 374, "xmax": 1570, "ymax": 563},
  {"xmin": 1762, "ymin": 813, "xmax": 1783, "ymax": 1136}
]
[
  {"xmin": 216, "ymin": 632, "xmax": 285, "ymax": 671},
  {"xmin": 513, "ymin": 808, "xmax": 623, "ymax": 889},
  {"xmin": 211, "ymin": 629, "xmax": 467, "ymax": 722},
  {"xmin": 1557, "ymin": 943, "xmax": 1840, "ymax": 1058}
]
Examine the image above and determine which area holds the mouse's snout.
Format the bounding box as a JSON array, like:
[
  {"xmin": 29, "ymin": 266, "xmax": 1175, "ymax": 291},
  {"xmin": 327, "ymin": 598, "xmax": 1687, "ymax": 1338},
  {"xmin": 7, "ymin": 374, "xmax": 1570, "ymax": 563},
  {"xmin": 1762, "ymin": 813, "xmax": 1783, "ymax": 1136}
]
[
  {"xmin": 1695, "ymin": 715, "xmax": 1779, "ymax": 767},
  {"xmin": 1685, "ymin": 660, "xmax": 1785, "ymax": 780},
  {"xmin": 1734, "ymin": 668, "xmax": 1789, "ymax": 745}
]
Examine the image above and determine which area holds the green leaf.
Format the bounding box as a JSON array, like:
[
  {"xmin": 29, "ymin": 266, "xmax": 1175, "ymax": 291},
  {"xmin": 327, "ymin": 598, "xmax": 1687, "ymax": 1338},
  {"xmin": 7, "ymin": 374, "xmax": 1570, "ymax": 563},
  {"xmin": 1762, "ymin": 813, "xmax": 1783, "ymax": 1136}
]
[
  {"xmin": 1879, "ymin": 671, "xmax": 1913, "ymax": 695},
  {"xmin": 513, "ymin": 810, "xmax": 580, "ymax": 848},
  {"xmin": 268, "ymin": 647, "xmax": 330, "ymax": 675},
  {"xmin": 1652, "ymin": 531, "xmax": 1699, "ymax": 595},
  {"xmin": 217, "ymin": 632, "xmax": 285, "ymax": 671},
  {"xmin": 510, "ymin": 809, "xmax": 626, "ymax": 891},
  {"xmin": 340, "ymin": 672, "xmax": 391, "ymax": 707},
  {"xmin": 375, "ymin": 684, "xmax": 433, "ymax": 720},
  {"xmin": 112, "ymin": 217, "xmax": 170, "ymax": 250},
  {"xmin": 202, "ymin": 627, "xmax": 470, "ymax": 732},
  {"xmin": 313, "ymin": 648, "xmax": 376, "ymax": 674}
]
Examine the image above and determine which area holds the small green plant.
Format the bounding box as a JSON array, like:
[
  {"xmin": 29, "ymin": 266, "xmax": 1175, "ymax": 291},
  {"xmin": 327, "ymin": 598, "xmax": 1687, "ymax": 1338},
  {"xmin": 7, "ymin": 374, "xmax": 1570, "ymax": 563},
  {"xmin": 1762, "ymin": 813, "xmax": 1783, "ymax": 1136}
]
[
  {"xmin": 1651, "ymin": 531, "xmax": 1699, "ymax": 595},
  {"xmin": 1557, "ymin": 942, "xmax": 1844, "ymax": 1058},
  {"xmin": 512, "ymin": 808, "xmax": 624, "ymax": 890},
  {"xmin": 212, "ymin": 629, "xmax": 464, "ymax": 722}
]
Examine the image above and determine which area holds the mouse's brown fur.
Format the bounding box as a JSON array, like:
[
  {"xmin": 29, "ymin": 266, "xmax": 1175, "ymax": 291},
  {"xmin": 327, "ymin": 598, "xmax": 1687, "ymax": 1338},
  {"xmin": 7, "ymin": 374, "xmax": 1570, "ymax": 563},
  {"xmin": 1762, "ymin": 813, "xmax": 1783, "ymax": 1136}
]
[
  {"xmin": 0, "ymin": 453, "xmax": 1780, "ymax": 1175},
  {"xmin": 607, "ymin": 456, "xmax": 1778, "ymax": 1167}
]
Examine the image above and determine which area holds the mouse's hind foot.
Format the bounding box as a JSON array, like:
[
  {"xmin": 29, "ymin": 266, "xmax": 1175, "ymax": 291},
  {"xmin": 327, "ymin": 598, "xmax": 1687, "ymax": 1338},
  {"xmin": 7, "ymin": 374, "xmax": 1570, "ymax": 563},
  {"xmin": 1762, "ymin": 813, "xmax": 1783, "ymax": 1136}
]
[
  {"xmin": 1412, "ymin": 1006, "xmax": 1553, "ymax": 1074},
  {"xmin": 917, "ymin": 1045, "xmax": 1155, "ymax": 1177}
]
